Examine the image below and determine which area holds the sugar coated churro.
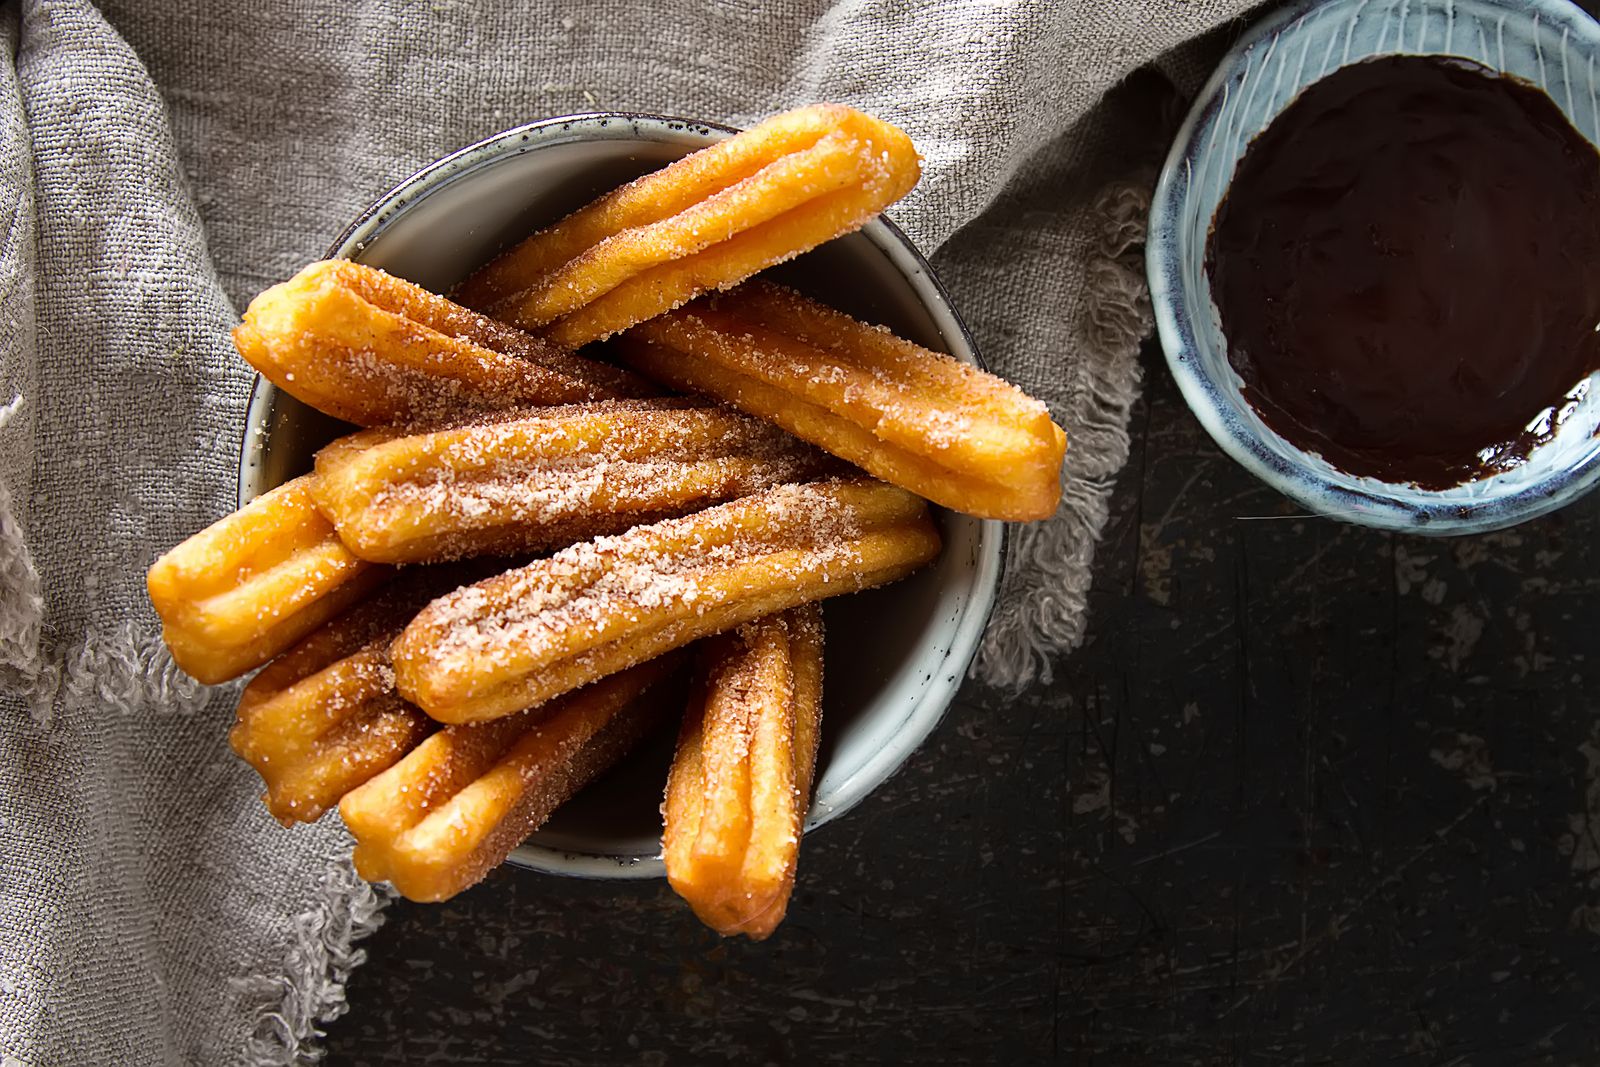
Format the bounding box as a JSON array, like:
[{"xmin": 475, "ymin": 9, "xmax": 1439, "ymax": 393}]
[
  {"xmin": 147, "ymin": 475, "xmax": 390, "ymax": 684},
  {"xmin": 663, "ymin": 605, "xmax": 823, "ymax": 939},
  {"xmin": 229, "ymin": 579, "xmax": 444, "ymax": 825},
  {"xmin": 340, "ymin": 654, "xmax": 686, "ymax": 901},
  {"xmin": 145, "ymin": 101, "xmax": 999, "ymax": 920},
  {"xmin": 310, "ymin": 398, "xmax": 837, "ymax": 564},
  {"xmin": 454, "ymin": 104, "xmax": 921, "ymax": 347},
  {"xmin": 233, "ymin": 259, "xmax": 647, "ymax": 426},
  {"xmin": 615, "ymin": 280, "xmax": 1068, "ymax": 520},
  {"xmin": 392, "ymin": 478, "xmax": 939, "ymax": 724}
]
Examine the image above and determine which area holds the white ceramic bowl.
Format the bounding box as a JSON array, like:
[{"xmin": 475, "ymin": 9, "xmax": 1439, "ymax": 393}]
[
  {"xmin": 1149, "ymin": 0, "xmax": 1600, "ymax": 534},
  {"xmin": 238, "ymin": 113, "xmax": 1005, "ymax": 878}
]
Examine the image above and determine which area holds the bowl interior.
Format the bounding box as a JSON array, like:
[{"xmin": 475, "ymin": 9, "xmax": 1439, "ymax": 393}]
[
  {"xmin": 240, "ymin": 115, "xmax": 1004, "ymax": 878},
  {"xmin": 1149, "ymin": 0, "xmax": 1600, "ymax": 533}
]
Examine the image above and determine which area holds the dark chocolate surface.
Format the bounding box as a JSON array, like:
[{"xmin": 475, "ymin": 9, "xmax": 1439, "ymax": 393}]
[{"xmin": 1209, "ymin": 55, "xmax": 1600, "ymax": 488}]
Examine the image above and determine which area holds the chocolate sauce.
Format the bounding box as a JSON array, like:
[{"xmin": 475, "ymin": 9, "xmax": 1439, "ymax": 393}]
[{"xmin": 1207, "ymin": 55, "xmax": 1600, "ymax": 489}]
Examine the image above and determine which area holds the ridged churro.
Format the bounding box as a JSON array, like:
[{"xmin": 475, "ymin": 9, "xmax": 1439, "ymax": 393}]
[
  {"xmin": 310, "ymin": 398, "xmax": 837, "ymax": 564},
  {"xmin": 147, "ymin": 475, "xmax": 390, "ymax": 684},
  {"xmin": 392, "ymin": 478, "xmax": 939, "ymax": 724},
  {"xmin": 615, "ymin": 280, "xmax": 1068, "ymax": 520},
  {"xmin": 664, "ymin": 606, "xmax": 823, "ymax": 939},
  {"xmin": 229, "ymin": 579, "xmax": 445, "ymax": 825},
  {"xmin": 340, "ymin": 654, "xmax": 686, "ymax": 901},
  {"xmin": 454, "ymin": 104, "xmax": 921, "ymax": 347},
  {"xmin": 233, "ymin": 259, "xmax": 648, "ymax": 426},
  {"xmin": 146, "ymin": 101, "xmax": 995, "ymax": 916}
]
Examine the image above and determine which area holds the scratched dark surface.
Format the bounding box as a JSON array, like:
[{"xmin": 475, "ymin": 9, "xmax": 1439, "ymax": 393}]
[{"xmin": 321, "ymin": 325, "xmax": 1600, "ymax": 1063}]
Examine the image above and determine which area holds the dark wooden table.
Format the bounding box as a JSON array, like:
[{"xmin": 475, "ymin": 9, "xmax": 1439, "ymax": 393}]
[{"xmin": 323, "ymin": 331, "xmax": 1600, "ymax": 1063}]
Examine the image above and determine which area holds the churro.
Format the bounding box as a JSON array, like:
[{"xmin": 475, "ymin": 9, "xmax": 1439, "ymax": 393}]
[
  {"xmin": 392, "ymin": 478, "xmax": 939, "ymax": 724},
  {"xmin": 663, "ymin": 605, "xmax": 823, "ymax": 939},
  {"xmin": 229, "ymin": 579, "xmax": 445, "ymax": 825},
  {"xmin": 615, "ymin": 280, "xmax": 1068, "ymax": 520},
  {"xmin": 310, "ymin": 398, "xmax": 837, "ymax": 564},
  {"xmin": 233, "ymin": 259, "xmax": 648, "ymax": 426},
  {"xmin": 147, "ymin": 475, "xmax": 389, "ymax": 684},
  {"xmin": 148, "ymin": 101, "xmax": 996, "ymax": 915},
  {"xmin": 340, "ymin": 654, "xmax": 686, "ymax": 902},
  {"xmin": 454, "ymin": 104, "xmax": 921, "ymax": 347}
]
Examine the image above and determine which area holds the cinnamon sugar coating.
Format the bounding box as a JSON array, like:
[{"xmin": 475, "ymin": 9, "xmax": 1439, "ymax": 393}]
[
  {"xmin": 454, "ymin": 104, "xmax": 921, "ymax": 347},
  {"xmin": 229, "ymin": 567, "xmax": 478, "ymax": 824},
  {"xmin": 311, "ymin": 398, "xmax": 837, "ymax": 564},
  {"xmin": 663, "ymin": 605, "xmax": 823, "ymax": 939},
  {"xmin": 616, "ymin": 280, "xmax": 1067, "ymax": 520},
  {"xmin": 340, "ymin": 653, "xmax": 687, "ymax": 901},
  {"xmin": 233, "ymin": 259, "xmax": 648, "ymax": 426},
  {"xmin": 391, "ymin": 478, "xmax": 939, "ymax": 724}
]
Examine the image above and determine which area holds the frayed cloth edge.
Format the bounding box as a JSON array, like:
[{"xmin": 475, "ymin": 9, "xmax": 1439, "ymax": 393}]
[
  {"xmin": 972, "ymin": 178, "xmax": 1154, "ymax": 690},
  {"xmin": 0, "ymin": 445, "xmax": 389, "ymax": 1065},
  {"xmin": 231, "ymin": 856, "xmax": 394, "ymax": 1067}
]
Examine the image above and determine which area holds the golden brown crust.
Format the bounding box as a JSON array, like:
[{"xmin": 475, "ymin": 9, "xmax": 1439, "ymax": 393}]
[
  {"xmin": 152, "ymin": 104, "xmax": 979, "ymax": 911},
  {"xmin": 229, "ymin": 563, "xmax": 513, "ymax": 825},
  {"xmin": 663, "ymin": 605, "xmax": 823, "ymax": 939},
  {"xmin": 455, "ymin": 104, "xmax": 921, "ymax": 346},
  {"xmin": 146, "ymin": 475, "xmax": 390, "ymax": 684},
  {"xmin": 390, "ymin": 478, "xmax": 939, "ymax": 724},
  {"xmin": 615, "ymin": 280, "xmax": 1068, "ymax": 521},
  {"xmin": 310, "ymin": 398, "xmax": 838, "ymax": 564},
  {"xmin": 229, "ymin": 578, "xmax": 443, "ymax": 825},
  {"xmin": 340, "ymin": 653, "xmax": 687, "ymax": 901},
  {"xmin": 232, "ymin": 259, "xmax": 649, "ymax": 426}
]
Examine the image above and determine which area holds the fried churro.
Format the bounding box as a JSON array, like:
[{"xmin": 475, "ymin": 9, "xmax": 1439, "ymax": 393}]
[
  {"xmin": 233, "ymin": 259, "xmax": 648, "ymax": 426},
  {"xmin": 340, "ymin": 654, "xmax": 686, "ymax": 901},
  {"xmin": 664, "ymin": 605, "xmax": 823, "ymax": 939},
  {"xmin": 392, "ymin": 478, "xmax": 939, "ymax": 724},
  {"xmin": 147, "ymin": 101, "xmax": 997, "ymax": 916},
  {"xmin": 229, "ymin": 579, "xmax": 444, "ymax": 825},
  {"xmin": 310, "ymin": 398, "xmax": 837, "ymax": 564},
  {"xmin": 615, "ymin": 280, "xmax": 1068, "ymax": 520},
  {"xmin": 147, "ymin": 475, "xmax": 390, "ymax": 684},
  {"xmin": 455, "ymin": 104, "xmax": 921, "ymax": 347}
]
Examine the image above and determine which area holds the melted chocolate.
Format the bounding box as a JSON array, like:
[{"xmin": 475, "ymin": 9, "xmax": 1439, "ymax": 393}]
[{"xmin": 1207, "ymin": 55, "xmax": 1600, "ymax": 489}]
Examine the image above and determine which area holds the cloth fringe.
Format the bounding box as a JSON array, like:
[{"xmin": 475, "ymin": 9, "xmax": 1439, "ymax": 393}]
[
  {"xmin": 232, "ymin": 857, "xmax": 394, "ymax": 1067},
  {"xmin": 972, "ymin": 178, "xmax": 1153, "ymax": 689},
  {"xmin": 0, "ymin": 443, "xmax": 208, "ymax": 723},
  {"xmin": 0, "ymin": 426, "xmax": 384, "ymax": 1063},
  {"xmin": 0, "ymin": 472, "xmax": 42, "ymax": 692}
]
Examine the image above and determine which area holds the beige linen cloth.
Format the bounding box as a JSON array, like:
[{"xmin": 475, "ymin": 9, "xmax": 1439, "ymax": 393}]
[{"xmin": 0, "ymin": 1, "xmax": 1258, "ymax": 1062}]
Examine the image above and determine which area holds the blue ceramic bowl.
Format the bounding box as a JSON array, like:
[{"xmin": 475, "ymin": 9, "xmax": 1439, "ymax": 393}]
[
  {"xmin": 1149, "ymin": 0, "xmax": 1600, "ymax": 534},
  {"xmin": 238, "ymin": 114, "xmax": 1005, "ymax": 878}
]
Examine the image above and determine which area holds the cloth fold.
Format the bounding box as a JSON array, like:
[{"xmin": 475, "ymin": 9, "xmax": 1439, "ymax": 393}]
[{"xmin": 1, "ymin": 1, "xmax": 1255, "ymax": 1062}]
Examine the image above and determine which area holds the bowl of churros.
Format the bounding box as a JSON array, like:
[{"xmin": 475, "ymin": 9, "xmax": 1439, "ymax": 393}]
[{"xmin": 148, "ymin": 105, "xmax": 1066, "ymax": 939}]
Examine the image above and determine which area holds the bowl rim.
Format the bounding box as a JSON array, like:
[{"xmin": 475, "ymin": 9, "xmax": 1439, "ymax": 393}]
[
  {"xmin": 1147, "ymin": 0, "xmax": 1600, "ymax": 536},
  {"xmin": 238, "ymin": 110, "xmax": 1008, "ymax": 879}
]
